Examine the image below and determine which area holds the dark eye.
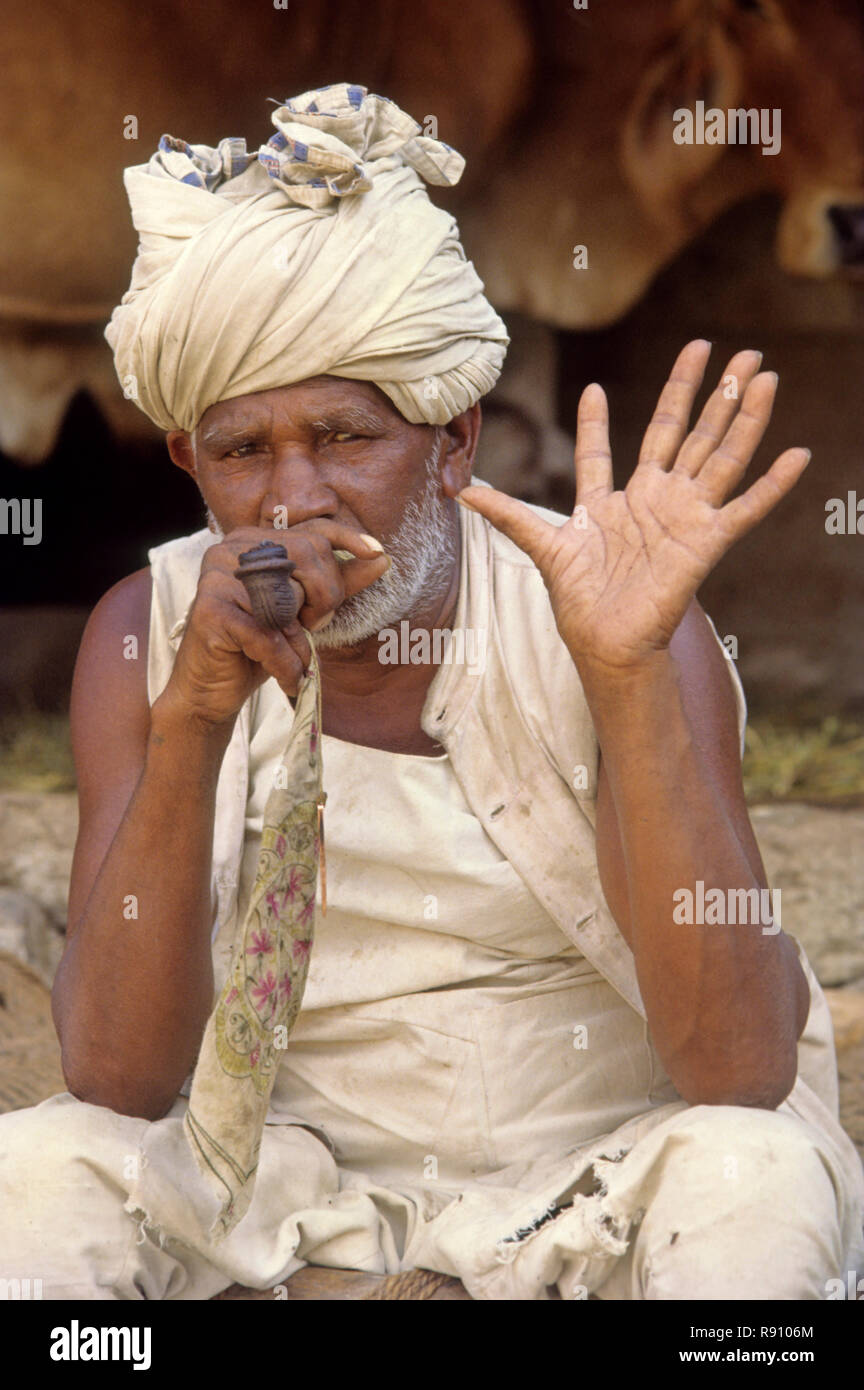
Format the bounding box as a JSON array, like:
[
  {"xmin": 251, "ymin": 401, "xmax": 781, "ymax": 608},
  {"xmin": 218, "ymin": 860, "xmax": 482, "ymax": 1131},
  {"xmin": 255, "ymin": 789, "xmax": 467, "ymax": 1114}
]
[
  {"xmin": 224, "ymin": 442, "xmax": 258, "ymax": 458},
  {"xmin": 734, "ymin": 0, "xmax": 766, "ymax": 13}
]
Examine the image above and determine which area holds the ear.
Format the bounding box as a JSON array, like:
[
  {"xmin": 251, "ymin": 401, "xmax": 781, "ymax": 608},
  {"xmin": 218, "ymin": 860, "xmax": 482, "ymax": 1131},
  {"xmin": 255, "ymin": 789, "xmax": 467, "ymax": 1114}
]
[
  {"xmin": 165, "ymin": 429, "xmax": 198, "ymax": 479},
  {"xmin": 440, "ymin": 404, "xmax": 482, "ymax": 499},
  {"xmin": 620, "ymin": 1, "xmax": 742, "ymax": 217}
]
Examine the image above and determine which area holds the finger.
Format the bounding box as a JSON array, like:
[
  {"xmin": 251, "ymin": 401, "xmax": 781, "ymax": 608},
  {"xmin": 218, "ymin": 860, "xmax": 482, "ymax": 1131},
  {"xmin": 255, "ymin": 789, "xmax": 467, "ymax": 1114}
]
[
  {"xmin": 273, "ymin": 618, "xmax": 315, "ymax": 675},
  {"xmin": 456, "ymin": 484, "xmax": 556, "ymax": 566},
  {"xmin": 208, "ymin": 538, "xmax": 390, "ymax": 635},
  {"xmin": 216, "ymin": 521, "xmax": 388, "ymax": 563},
  {"xmin": 574, "ymin": 383, "xmax": 613, "ymax": 500},
  {"xmin": 306, "ymin": 527, "xmax": 392, "ymax": 602},
  {"xmin": 281, "ymin": 532, "xmax": 349, "ymax": 623},
  {"xmin": 202, "ymin": 563, "xmax": 310, "ymax": 637},
  {"xmin": 294, "ymin": 548, "xmax": 392, "ymax": 630},
  {"xmin": 697, "ymin": 371, "xmax": 779, "ymax": 501},
  {"xmin": 637, "ymin": 339, "xmax": 712, "ymax": 472},
  {"xmin": 218, "ymin": 603, "xmax": 311, "ymax": 696},
  {"xmin": 334, "ymin": 552, "xmax": 392, "ymax": 603},
  {"xmin": 210, "ymin": 524, "xmax": 391, "ymax": 630},
  {"xmin": 273, "ymin": 532, "xmax": 390, "ymax": 622},
  {"xmin": 201, "ymin": 562, "xmax": 314, "ymax": 649},
  {"xmin": 673, "ymin": 349, "xmax": 763, "ymax": 477},
  {"xmin": 204, "ymin": 522, "xmax": 388, "ymax": 588},
  {"xmin": 718, "ymin": 447, "xmax": 811, "ymax": 540},
  {"xmin": 279, "ymin": 519, "xmax": 390, "ymax": 569}
]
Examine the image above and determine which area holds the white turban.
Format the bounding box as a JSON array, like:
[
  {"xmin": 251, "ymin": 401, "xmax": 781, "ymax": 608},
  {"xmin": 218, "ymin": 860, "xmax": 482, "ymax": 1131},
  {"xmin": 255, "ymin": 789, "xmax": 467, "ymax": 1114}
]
[{"xmin": 105, "ymin": 82, "xmax": 509, "ymax": 433}]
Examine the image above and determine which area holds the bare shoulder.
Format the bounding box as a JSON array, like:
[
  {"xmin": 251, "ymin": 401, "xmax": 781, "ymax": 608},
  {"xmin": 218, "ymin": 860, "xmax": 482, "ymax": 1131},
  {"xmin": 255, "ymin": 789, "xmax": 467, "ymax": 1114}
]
[
  {"xmin": 70, "ymin": 567, "xmax": 153, "ymax": 766},
  {"xmin": 67, "ymin": 567, "xmax": 153, "ymax": 931},
  {"xmin": 75, "ymin": 566, "xmax": 153, "ymax": 657}
]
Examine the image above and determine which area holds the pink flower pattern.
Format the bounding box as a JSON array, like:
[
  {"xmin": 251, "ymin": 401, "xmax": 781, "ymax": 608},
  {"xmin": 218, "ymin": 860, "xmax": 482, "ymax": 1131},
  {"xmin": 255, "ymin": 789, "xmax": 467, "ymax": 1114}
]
[
  {"xmin": 250, "ymin": 971, "xmax": 278, "ymax": 1020},
  {"xmin": 297, "ymin": 897, "xmax": 315, "ymax": 929},
  {"xmin": 247, "ymin": 927, "xmax": 274, "ymax": 957},
  {"xmin": 215, "ymin": 791, "xmax": 319, "ymax": 1096}
]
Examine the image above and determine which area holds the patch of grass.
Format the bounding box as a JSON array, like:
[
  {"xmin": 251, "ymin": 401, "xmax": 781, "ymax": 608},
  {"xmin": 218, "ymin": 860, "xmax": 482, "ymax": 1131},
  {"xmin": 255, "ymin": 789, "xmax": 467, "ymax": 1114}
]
[
  {"xmin": 0, "ymin": 711, "xmax": 76, "ymax": 792},
  {"xmin": 743, "ymin": 714, "xmax": 864, "ymax": 806},
  {"xmin": 0, "ymin": 709, "xmax": 863, "ymax": 806}
]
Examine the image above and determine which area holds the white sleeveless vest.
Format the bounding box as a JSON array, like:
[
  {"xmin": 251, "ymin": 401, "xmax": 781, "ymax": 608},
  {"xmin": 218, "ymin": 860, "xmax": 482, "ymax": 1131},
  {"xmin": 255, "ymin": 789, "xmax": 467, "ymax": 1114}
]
[{"xmin": 145, "ymin": 483, "xmax": 842, "ymax": 1126}]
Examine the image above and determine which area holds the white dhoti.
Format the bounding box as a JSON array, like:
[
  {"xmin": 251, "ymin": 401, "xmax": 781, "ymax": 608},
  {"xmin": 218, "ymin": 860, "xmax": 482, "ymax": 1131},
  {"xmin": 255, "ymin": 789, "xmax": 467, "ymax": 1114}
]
[{"xmin": 0, "ymin": 1087, "xmax": 861, "ymax": 1301}]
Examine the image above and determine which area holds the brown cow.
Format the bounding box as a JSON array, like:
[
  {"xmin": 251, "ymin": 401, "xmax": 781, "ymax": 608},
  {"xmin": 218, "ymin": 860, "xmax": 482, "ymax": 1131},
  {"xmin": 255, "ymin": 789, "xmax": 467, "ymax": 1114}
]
[
  {"xmin": 0, "ymin": 0, "xmax": 531, "ymax": 460},
  {"xmin": 0, "ymin": 0, "xmax": 862, "ymax": 465},
  {"xmin": 459, "ymin": 0, "xmax": 864, "ymax": 327},
  {"xmin": 463, "ymin": 0, "xmax": 864, "ymax": 496}
]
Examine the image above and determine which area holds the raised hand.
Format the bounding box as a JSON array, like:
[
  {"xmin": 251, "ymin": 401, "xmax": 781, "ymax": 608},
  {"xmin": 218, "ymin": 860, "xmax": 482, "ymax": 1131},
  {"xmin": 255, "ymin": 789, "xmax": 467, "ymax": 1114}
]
[{"xmin": 457, "ymin": 340, "xmax": 810, "ymax": 675}]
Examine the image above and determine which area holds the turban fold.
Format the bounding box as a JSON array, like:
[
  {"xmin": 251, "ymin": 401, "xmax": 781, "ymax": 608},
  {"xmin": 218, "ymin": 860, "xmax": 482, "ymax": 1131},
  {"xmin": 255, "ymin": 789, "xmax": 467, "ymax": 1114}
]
[{"xmin": 105, "ymin": 82, "xmax": 509, "ymax": 432}]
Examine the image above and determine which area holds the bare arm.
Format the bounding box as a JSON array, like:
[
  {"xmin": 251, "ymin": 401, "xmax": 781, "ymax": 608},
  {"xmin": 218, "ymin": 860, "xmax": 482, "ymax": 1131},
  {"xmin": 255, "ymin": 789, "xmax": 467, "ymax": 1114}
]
[
  {"xmin": 594, "ymin": 599, "xmax": 810, "ymax": 1109},
  {"xmin": 52, "ymin": 568, "xmax": 232, "ymax": 1119},
  {"xmin": 53, "ymin": 521, "xmax": 389, "ymax": 1120},
  {"xmin": 457, "ymin": 339, "xmax": 813, "ymax": 1109}
]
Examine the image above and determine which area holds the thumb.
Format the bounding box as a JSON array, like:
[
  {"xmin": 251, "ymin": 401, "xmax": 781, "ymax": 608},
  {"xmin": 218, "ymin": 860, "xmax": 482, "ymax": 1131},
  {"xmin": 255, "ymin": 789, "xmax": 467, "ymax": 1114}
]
[{"xmin": 457, "ymin": 484, "xmax": 553, "ymax": 567}]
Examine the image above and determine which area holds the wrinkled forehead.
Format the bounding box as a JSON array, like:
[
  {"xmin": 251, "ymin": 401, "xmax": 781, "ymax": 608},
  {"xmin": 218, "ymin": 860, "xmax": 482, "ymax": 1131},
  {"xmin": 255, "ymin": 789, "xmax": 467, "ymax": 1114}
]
[{"xmin": 193, "ymin": 377, "xmax": 411, "ymax": 444}]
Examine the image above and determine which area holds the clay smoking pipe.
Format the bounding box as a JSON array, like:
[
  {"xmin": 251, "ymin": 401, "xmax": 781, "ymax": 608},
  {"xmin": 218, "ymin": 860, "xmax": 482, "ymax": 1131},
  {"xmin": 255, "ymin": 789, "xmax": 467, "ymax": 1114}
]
[{"xmin": 234, "ymin": 540, "xmax": 305, "ymax": 630}]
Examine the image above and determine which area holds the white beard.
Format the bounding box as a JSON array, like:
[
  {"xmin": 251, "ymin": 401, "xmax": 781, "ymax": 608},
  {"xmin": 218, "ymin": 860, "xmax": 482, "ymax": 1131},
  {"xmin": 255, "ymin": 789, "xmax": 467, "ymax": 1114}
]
[{"xmin": 308, "ymin": 432, "xmax": 458, "ymax": 650}]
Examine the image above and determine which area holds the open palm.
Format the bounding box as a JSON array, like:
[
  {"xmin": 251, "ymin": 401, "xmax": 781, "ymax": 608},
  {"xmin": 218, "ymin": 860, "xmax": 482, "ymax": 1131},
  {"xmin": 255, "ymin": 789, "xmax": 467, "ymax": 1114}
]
[{"xmin": 458, "ymin": 341, "xmax": 811, "ymax": 673}]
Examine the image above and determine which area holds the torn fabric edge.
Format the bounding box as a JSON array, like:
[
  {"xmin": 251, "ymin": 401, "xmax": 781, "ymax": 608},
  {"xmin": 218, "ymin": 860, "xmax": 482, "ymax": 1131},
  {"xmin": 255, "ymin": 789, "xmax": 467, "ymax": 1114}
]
[{"xmin": 493, "ymin": 1145, "xmax": 637, "ymax": 1268}]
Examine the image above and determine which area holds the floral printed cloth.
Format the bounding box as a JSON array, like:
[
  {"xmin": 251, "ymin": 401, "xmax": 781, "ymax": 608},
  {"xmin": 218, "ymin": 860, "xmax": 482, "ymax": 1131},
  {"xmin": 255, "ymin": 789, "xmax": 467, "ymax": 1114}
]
[{"xmin": 184, "ymin": 646, "xmax": 324, "ymax": 1238}]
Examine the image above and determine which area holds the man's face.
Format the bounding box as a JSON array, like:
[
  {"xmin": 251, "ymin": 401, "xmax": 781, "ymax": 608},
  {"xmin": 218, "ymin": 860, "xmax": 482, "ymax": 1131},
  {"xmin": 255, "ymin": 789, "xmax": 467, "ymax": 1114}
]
[{"xmin": 167, "ymin": 376, "xmax": 478, "ymax": 646}]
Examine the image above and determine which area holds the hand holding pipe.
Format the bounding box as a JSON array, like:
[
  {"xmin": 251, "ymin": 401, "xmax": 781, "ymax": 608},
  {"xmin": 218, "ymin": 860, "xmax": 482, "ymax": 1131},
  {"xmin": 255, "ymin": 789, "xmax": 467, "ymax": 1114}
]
[{"xmin": 234, "ymin": 540, "xmax": 306, "ymax": 630}]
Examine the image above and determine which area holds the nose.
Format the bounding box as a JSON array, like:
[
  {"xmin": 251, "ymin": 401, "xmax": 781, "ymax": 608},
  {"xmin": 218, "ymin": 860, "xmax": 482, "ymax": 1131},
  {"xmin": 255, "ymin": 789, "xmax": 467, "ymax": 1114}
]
[
  {"xmin": 261, "ymin": 449, "xmax": 339, "ymax": 527},
  {"xmin": 827, "ymin": 203, "xmax": 864, "ymax": 267}
]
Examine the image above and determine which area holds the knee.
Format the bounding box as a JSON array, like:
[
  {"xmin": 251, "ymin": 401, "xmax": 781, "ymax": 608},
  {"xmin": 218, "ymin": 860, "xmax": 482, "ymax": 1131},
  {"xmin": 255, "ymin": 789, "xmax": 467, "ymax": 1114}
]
[
  {"xmin": 0, "ymin": 1092, "xmax": 150, "ymax": 1199},
  {"xmin": 658, "ymin": 1103, "xmax": 836, "ymax": 1208},
  {"xmin": 633, "ymin": 1105, "xmax": 851, "ymax": 1299}
]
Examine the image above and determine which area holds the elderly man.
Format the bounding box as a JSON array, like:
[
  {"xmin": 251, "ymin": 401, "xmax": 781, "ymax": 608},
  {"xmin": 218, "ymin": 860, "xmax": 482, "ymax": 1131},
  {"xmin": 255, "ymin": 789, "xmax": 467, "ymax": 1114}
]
[{"xmin": 2, "ymin": 83, "xmax": 862, "ymax": 1302}]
